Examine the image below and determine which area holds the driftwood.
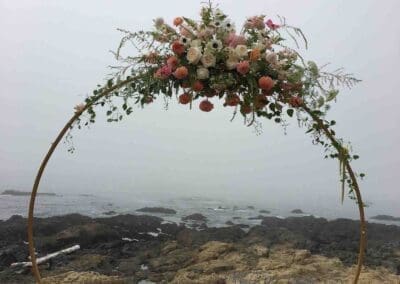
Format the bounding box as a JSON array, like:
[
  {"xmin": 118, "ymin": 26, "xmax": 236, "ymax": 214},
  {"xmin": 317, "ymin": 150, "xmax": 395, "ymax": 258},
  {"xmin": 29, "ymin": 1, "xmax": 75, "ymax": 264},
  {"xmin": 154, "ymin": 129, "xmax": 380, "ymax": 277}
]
[{"xmin": 11, "ymin": 245, "xmax": 80, "ymax": 268}]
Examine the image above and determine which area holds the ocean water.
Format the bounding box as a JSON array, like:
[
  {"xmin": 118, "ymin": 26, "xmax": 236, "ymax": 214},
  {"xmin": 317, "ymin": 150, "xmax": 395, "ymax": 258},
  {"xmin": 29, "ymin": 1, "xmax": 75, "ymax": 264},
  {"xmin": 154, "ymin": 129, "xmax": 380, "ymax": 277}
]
[{"xmin": 1, "ymin": 191, "xmax": 399, "ymax": 227}]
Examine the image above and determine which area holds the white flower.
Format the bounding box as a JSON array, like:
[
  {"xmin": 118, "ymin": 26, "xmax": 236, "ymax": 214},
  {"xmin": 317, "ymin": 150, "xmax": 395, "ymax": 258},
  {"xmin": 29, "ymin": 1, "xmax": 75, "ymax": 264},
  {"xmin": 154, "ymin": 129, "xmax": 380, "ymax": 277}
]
[
  {"xmin": 187, "ymin": 47, "xmax": 202, "ymax": 64},
  {"xmin": 265, "ymin": 52, "xmax": 278, "ymax": 64},
  {"xmin": 201, "ymin": 52, "xmax": 216, "ymax": 68},
  {"xmin": 197, "ymin": 67, "xmax": 210, "ymax": 79},
  {"xmin": 154, "ymin": 17, "xmax": 164, "ymax": 29},
  {"xmin": 211, "ymin": 20, "xmax": 223, "ymax": 29},
  {"xmin": 226, "ymin": 56, "xmax": 239, "ymax": 70},
  {"xmin": 253, "ymin": 41, "xmax": 266, "ymax": 51},
  {"xmin": 213, "ymin": 8, "xmax": 225, "ymax": 19},
  {"xmin": 74, "ymin": 103, "xmax": 86, "ymax": 113},
  {"xmin": 235, "ymin": 45, "xmax": 248, "ymax": 58},
  {"xmin": 179, "ymin": 36, "xmax": 191, "ymax": 46},
  {"xmin": 190, "ymin": 39, "xmax": 202, "ymax": 47},
  {"xmin": 222, "ymin": 20, "xmax": 235, "ymax": 32},
  {"xmin": 206, "ymin": 39, "xmax": 223, "ymax": 51}
]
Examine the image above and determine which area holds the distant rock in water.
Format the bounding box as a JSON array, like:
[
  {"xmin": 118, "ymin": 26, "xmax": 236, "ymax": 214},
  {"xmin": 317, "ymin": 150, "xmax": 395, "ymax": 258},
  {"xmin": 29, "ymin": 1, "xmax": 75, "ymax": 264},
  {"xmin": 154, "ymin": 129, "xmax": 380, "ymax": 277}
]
[
  {"xmin": 248, "ymin": 215, "xmax": 266, "ymax": 220},
  {"xmin": 291, "ymin": 209, "xmax": 304, "ymax": 214},
  {"xmin": 247, "ymin": 206, "xmax": 255, "ymax": 210},
  {"xmin": 225, "ymin": 221, "xmax": 234, "ymax": 226},
  {"xmin": 1, "ymin": 190, "xmax": 56, "ymax": 196},
  {"xmin": 259, "ymin": 210, "xmax": 270, "ymax": 214},
  {"xmin": 371, "ymin": 215, "xmax": 400, "ymax": 221},
  {"xmin": 136, "ymin": 207, "xmax": 177, "ymax": 214},
  {"xmin": 103, "ymin": 211, "xmax": 116, "ymax": 216},
  {"xmin": 182, "ymin": 213, "xmax": 207, "ymax": 222}
]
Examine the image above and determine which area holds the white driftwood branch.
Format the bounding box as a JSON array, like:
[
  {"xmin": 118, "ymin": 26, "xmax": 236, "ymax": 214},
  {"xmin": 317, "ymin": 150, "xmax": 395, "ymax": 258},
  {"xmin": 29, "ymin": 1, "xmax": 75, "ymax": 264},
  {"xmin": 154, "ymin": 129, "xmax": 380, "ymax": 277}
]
[{"xmin": 11, "ymin": 244, "xmax": 80, "ymax": 268}]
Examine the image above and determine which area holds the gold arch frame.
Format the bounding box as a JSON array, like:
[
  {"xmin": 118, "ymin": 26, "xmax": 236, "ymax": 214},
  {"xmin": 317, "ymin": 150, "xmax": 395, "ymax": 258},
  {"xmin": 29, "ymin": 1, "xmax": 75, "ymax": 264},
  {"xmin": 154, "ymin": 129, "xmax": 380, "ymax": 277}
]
[{"xmin": 27, "ymin": 77, "xmax": 366, "ymax": 283}]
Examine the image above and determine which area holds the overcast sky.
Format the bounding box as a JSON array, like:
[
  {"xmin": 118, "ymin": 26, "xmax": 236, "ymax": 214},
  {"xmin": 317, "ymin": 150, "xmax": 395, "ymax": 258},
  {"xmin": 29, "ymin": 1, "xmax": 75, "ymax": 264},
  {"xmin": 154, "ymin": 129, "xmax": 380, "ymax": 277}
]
[{"xmin": 1, "ymin": 0, "xmax": 399, "ymax": 217}]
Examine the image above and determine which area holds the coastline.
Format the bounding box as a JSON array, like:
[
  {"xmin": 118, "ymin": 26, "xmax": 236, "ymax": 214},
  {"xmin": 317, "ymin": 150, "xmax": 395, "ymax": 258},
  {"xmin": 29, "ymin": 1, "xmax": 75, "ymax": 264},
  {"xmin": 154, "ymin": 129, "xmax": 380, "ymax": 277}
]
[{"xmin": 1, "ymin": 212, "xmax": 399, "ymax": 283}]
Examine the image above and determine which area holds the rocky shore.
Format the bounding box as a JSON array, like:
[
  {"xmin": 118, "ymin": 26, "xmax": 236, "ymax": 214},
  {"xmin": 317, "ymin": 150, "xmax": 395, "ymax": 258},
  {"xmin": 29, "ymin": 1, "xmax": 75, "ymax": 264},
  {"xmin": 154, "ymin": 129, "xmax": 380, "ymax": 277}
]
[{"xmin": 0, "ymin": 213, "xmax": 399, "ymax": 283}]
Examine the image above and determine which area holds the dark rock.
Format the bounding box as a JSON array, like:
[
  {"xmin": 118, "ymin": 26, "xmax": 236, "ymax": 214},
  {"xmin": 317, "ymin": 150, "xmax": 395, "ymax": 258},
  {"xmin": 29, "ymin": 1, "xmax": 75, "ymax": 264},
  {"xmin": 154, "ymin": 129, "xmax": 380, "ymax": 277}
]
[
  {"xmin": 371, "ymin": 215, "xmax": 400, "ymax": 222},
  {"xmin": 103, "ymin": 211, "xmax": 116, "ymax": 216},
  {"xmin": 136, "ymin": 207, "xmax": 177, "ymax": 214},
  {"xmin": 225, "ymin": 221, "xmax": 234, "ymax": 226},
  {"xmin": 247, "ymin": 206, "xmax": 255, "ymax": 210},
  {"xmin": 232, "ymin": 217, "xmax": 241, "ymax": 220},
  {"xmin": 248, "ymin": 215, "xmax": 266, "ymax": 220},
  {"xmin": 259, "ymin": 216, "xmax": 400, "ymax": 269},
  {"xmin": 291, "ymin": 209, "xmax": 304, "ymax": 214},
  {"xmin": 182, "ymin": 213, "xmax": 207, "ymax": 222},
  {"xmin": 235, "ymin": 224, "xmax": 250, "ymax": 229},
  {"xmin": 259, "ymin": 210, "xmax": 270, "ymax": 214}
]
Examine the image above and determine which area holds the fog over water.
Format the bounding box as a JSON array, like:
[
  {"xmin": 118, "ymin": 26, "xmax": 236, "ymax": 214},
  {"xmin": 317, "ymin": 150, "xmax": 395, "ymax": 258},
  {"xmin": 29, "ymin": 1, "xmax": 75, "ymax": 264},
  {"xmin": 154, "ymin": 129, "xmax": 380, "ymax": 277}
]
[{"xmin": 1, "ymin": 1, "xmax": 399, "ymax": 220}]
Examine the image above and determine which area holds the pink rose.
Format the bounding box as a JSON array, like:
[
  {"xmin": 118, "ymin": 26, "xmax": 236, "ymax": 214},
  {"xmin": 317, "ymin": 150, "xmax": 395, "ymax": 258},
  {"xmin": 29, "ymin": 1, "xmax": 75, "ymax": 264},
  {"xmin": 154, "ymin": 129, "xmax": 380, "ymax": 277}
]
[
  {"xmin": 154, "ymin": 65, "xmax": 172, "ymax": 80},
  {"xmin": 236, "ymin": 61, "xmax": 250, "ymax": 75}
]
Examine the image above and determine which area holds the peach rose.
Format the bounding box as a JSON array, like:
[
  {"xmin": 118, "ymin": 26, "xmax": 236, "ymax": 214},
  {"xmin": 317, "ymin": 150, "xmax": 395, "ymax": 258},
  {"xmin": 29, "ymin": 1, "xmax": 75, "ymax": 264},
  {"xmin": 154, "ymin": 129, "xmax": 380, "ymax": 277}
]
[
  {"xmin": 250, "ymin": 48, "xmax": 261, "ymax": 61},
  {"xmin": 173, "ymin": 66, "xmax": 189, "ymax": 80},
  {"xmin": 173, "ymin": 17, "xmax": 183, "ymax": 26},
  {"xmin": 186, "ymin": 47, "xmax": 202, "ymax": 64},
  {"xmin": 201, "ymin": 52, "xmax": 216, "ymax": 68}
]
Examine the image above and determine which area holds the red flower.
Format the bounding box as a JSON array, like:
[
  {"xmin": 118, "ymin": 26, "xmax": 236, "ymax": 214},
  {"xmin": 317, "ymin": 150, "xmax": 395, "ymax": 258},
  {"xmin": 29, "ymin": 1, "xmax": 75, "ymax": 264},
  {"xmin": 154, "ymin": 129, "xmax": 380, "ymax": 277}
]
[
  {"xmin": 288, "ymin": 96, "xmax": 303, "ymax": 108},
  {"xmin": 240, "ymin": 104, "xmax": 252, "ymax": 115},
  {"xmin": 179, "ymin": 93, "xmax": 191, "ymax": 104},
  {"xmin": 224, "ymin": 94, "xmax": 241, "ymax": 107},
  {"xmin": 199, "ymin": 100, "xmax": 214, "ymax": 112},
  {"xmin": 172, "ymin": 41, "xmax": 185, "ymax": 55},
  {"xmin": 266, "ymin": 19, "xmax": 280, "ymax": 30},
  {"xmin": 192, "ymin": 81, "xmax": 204, "ymax": 92},
  {"xmin": 258, "ymin": 76, "xmax": 275, "ymax": 91}
]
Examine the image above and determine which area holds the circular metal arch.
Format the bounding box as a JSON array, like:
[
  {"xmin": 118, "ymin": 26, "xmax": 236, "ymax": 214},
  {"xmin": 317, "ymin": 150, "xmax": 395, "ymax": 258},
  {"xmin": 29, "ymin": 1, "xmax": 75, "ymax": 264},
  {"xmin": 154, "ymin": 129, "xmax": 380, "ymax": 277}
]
[{"xmin": 27, "ymin": 78, "xmax": 366, "ymax": 283}]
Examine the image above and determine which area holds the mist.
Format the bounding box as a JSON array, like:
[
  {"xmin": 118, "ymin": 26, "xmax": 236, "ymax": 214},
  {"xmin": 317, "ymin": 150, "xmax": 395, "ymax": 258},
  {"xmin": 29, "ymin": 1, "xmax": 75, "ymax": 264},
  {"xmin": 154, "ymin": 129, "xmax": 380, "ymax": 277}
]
[{"xmin": 1, "ymin": 0, "xmax": 399, "ymax": 218}]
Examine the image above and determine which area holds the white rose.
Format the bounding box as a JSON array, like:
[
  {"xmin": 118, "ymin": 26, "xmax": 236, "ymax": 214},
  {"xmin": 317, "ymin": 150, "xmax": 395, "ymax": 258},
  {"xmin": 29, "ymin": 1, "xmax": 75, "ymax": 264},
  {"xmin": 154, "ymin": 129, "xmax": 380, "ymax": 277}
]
[
  {"xmin": 265, "ymin": 52, "xmax": 278, "ymax": 64},
  {"xmin": 226, "ymin": 57, "xmax": 238, "ymax": 70},
  {"xmin": 197, "ymin": 67, "xmax": 209, "ymax": 79},
  {"xmin": 235, "ymin": 45, "xmax": 248, "ymax": 58},
  {"xmin": 201, "ymin": 52, "xmax": 216, "ymax": 68},
  {"xmin": 186, "ymin": 47, "xmax": 202, "ymax": 64},
  {"xmin": 190, "ymin": 39, "xmax": 202, "ymax": 47}
]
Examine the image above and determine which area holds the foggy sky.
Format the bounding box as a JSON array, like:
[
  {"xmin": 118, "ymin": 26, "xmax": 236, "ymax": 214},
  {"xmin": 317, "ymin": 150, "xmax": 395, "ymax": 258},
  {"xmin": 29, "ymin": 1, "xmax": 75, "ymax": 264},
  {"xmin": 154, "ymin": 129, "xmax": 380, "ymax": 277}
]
[{"xmin": 1, "ymin": 1, "xmax": 399, "ymax": 216}]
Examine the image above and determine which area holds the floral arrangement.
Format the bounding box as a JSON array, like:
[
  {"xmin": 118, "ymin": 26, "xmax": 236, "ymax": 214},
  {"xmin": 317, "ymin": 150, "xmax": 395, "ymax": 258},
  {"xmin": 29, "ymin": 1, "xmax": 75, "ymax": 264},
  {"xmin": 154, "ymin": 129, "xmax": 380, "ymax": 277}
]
[{"xmin": 70, "ymin": 2, "xmax": 364, "ymax": 202}]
